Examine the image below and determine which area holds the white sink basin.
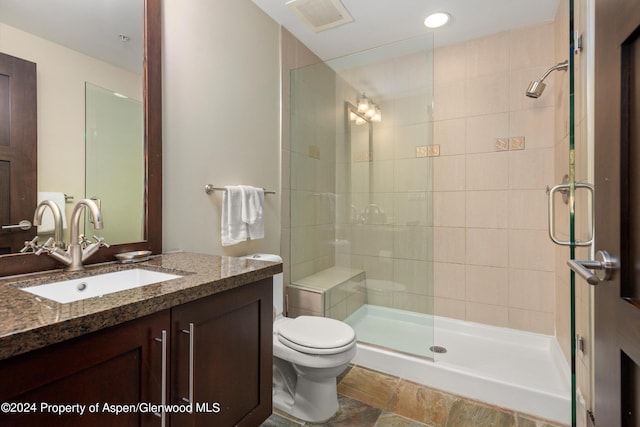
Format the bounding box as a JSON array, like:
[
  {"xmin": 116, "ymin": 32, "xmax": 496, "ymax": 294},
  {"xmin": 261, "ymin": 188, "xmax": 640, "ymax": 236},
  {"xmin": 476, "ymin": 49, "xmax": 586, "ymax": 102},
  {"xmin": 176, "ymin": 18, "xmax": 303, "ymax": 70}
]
[{"xmin": 20, "ymin": 269, "xmax": 182, "ymax": 303}]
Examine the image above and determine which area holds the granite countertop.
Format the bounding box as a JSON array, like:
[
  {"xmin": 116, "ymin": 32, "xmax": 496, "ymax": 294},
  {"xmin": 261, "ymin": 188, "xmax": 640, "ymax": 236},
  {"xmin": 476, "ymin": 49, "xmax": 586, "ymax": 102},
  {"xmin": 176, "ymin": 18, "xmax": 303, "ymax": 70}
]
[{"xmin": 0, "ymin": 252, "xmax": 282, "ymax": 361}]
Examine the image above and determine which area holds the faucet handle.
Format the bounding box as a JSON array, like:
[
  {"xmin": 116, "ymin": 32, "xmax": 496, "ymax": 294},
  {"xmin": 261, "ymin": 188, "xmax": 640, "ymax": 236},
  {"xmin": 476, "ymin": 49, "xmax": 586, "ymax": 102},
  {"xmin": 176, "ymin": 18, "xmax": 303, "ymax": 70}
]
[
  {"xmin": 78, "ymin": 234, "xmax": 91, "ymax": 249},
  {"xmin": 34, "ymin": 237, "xmax": 55, "ymax": 256},
  {"xmin": 20, "ymin": 236, "xmax": 40, "ymax": 253},
  {"xmin": 93, "ymin": 235, "xmax": 110, "ymax": 248}
]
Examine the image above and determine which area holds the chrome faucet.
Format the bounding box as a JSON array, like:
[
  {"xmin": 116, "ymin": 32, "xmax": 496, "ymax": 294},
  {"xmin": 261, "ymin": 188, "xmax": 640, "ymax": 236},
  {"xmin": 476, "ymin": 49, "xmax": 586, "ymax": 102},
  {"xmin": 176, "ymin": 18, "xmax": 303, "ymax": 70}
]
[
  {"xmin": 32, "ymin": 199, "xmax": 65, "ymax": 249},
  {"xmin": 27, "ymin": 198, "xmax": 109, "ymax": 271}
]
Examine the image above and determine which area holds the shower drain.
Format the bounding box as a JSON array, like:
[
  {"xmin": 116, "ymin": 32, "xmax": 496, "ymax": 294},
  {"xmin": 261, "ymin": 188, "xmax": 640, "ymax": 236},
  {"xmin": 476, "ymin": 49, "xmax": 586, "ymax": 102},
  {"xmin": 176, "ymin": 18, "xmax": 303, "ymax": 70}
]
[{"xmin": 429, "ymin": 345, "xmax": 447, "ymax": 354}]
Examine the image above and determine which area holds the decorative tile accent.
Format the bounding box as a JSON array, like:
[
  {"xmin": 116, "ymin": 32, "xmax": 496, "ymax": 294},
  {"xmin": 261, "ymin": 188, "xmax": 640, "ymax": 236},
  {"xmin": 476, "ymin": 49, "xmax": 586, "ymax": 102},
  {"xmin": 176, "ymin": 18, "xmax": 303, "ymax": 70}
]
[
  {"xmin": 416, "ymin": 145, "xmax": 440, "ymax": 158},
  {"xmin": 509, "ymin": 136, "xmax": 525, "ymax": 150},
  {"xmin": 427, "ymin": 144, "xmax": 440, "ymax": 157},
  {"xmin": 495, "ymin": 138, "xmax": 509, "ymax": 151},
  {"xmin": 353, "ymin": 151, "xmax": 373, "ymax": 162},
  {"xmin": 416, "ymin": 145, "xmax": 429, "ymax": 158},
  {"xmin": 308, "ymin": 145, "xmax": 321, "ymax": 159}
]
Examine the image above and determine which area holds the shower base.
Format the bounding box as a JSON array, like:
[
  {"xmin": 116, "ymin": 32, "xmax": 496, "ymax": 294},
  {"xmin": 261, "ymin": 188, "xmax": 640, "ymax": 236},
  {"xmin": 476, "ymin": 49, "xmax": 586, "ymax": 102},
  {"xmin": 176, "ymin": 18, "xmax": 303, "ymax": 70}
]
[{"xmin": 344, "ymin": 304, "xmax": 571, "ymax": 425}]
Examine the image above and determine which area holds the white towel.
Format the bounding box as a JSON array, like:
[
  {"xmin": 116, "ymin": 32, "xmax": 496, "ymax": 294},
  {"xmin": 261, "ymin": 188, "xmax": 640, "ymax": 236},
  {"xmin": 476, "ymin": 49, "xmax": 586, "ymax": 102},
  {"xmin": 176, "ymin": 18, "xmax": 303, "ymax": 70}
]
[
  {"xmin": 36, "ymin": 192, "xmax": 68, "ymax": 233},
  {"xmin": 241, "ymin": 185, "xmax": 264, "ymax": 240},
  {"xmin": 221, "ymin": 185, "xmax": 264, "ymax": 246}
]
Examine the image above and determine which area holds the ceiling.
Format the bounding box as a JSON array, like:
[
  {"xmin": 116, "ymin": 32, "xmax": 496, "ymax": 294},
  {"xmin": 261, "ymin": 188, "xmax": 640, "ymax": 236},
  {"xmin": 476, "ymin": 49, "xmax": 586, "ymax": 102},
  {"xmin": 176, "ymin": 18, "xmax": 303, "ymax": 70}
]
[
  {"xmin": 0, "ymin": 0, "xmax": 560, "ymax": 78},
  {"xmin": 0, "ymin": 0, "xmax": 143, "ymax": 74},
  {"xmin": 252, "ymin": 0, "xmax": 560, "ymax": 61}
]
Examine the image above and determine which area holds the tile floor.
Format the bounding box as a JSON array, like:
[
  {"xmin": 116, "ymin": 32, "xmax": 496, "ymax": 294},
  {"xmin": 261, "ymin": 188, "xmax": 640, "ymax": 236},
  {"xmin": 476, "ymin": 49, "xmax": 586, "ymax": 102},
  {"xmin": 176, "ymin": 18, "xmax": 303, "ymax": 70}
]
[{"xmin": 261, "ymin": 365, "xmax": 569, "ymax": 427}]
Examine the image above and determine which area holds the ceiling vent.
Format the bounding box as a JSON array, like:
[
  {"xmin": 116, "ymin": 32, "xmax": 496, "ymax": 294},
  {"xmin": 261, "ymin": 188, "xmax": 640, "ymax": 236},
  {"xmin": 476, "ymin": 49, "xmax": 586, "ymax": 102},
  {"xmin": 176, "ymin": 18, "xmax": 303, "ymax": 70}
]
[{"xmin": 286, "ymin": 0, "xmax": 353, "ymax": 33}]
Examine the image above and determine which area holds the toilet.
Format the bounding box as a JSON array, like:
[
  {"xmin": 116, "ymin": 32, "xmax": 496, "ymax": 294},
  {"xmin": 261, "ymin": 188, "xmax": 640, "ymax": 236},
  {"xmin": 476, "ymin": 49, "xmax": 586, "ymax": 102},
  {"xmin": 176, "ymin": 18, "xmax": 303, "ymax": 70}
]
[{"xmin": 243, "ymin": 254, "xmax": 357, "ymax": 423}]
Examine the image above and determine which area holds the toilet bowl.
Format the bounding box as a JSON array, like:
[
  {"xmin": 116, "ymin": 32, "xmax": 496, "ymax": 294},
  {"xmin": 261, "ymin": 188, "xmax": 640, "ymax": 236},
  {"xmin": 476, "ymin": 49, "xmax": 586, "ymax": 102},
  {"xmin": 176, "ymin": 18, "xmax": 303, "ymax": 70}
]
[
  {"xmin": 273, "ymin": 315, "xmax": 357, "ymax": 422},
  {"xmin": 241, "ymin": 254, "xmax": 357, "ymax": 423}
]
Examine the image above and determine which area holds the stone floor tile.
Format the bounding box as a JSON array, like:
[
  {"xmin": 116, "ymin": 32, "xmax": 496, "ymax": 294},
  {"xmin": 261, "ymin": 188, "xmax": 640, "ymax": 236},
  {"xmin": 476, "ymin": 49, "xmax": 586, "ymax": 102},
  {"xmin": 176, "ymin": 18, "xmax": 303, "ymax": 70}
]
[
  {"xmin": 261, "ymin": 412, "xmax": 304, "ymax": 426},
  {"xmin": 445, "ymin": 400, "xmax": 516, "ymax": 427},
  {"xmin": 386, "ymin": 381, "xmax": 454, "ymax": 427},
  {"xmin": 374, "ymin": 411, "xmax": 435, "ymax": 427},
  {"xmin": 307, "ymin": 395, "xmax": 382, "ymax": 427},
  {"xmin": 516, "ymin": 414, "xmax": 568, "ymax": 427},
  {"xmin": 337, "ymin": 366, "xmax": 400, "ymax": 409}
]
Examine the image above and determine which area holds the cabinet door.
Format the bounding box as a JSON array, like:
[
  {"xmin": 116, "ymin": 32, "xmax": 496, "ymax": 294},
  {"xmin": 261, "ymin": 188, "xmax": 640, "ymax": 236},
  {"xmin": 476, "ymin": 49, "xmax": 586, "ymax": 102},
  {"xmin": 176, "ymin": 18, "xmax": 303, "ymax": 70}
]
[
  {"xmin": 171, "ymin": 278, "xmax": 273, "ymax": 427},
  {"xmin": 0, "ymin": 310, "xmax": 170, "ymax": 427}
]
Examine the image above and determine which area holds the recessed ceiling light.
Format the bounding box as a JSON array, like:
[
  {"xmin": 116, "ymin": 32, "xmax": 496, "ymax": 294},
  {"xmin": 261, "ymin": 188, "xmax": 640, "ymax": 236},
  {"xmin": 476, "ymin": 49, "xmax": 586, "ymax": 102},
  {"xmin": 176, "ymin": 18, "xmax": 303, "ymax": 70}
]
[{"xmin": 424, "ymin": 12, "xmax": 450, "ymax": 29}]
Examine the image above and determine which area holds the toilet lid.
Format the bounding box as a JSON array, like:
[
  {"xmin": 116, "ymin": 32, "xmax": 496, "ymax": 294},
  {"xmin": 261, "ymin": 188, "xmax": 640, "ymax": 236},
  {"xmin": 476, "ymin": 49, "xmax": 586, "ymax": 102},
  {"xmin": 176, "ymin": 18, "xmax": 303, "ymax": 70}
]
[{"xmin": 278, "ymin": 316, "xmax": 356, "ymax": 354}]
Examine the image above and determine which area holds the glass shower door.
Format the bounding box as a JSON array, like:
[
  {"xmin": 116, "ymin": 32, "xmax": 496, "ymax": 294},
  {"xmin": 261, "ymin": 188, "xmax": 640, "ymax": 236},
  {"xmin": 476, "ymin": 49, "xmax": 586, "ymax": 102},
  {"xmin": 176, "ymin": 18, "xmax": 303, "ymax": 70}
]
[{"xmin": 289, "ymin": 33, "xmax": 436, "ymax": 359}]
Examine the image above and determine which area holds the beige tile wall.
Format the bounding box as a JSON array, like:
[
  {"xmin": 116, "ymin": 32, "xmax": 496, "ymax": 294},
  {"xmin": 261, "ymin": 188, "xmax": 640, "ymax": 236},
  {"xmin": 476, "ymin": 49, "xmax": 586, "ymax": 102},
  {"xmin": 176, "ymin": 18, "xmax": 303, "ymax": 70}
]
[
  {"xmin": 282, "ymin": 29, "xmax": 337, "ymax": 286},
  {"xmin": 431, "ymin": 22, "xmax": 558, "ymax": 335},
  {"xmin": 283, "ymin": 23, "xmax": 566, "ymax": 337},
  {"xmin": 334, "ymin": 48, "xmax": 436, "ymax": 315}
]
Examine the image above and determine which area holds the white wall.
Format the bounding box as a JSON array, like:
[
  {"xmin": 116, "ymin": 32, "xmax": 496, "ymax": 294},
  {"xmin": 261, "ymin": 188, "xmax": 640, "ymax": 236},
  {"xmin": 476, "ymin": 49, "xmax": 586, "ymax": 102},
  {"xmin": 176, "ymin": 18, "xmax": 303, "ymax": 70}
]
[{"xmin": 162, "ymin": 0, "xmax": 281, "ymax": 256}]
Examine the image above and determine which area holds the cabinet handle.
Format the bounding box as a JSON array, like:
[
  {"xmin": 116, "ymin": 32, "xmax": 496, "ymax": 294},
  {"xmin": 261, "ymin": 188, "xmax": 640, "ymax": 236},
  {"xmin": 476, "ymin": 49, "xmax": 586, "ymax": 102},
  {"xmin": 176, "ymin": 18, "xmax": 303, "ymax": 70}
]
[
  {"xmin": 181, "ymin": 323, "xmax": 195, "ymax": 408},
  {"xmin": 153, "ymin": 330, "xmax": 167, "ymax": 427}
]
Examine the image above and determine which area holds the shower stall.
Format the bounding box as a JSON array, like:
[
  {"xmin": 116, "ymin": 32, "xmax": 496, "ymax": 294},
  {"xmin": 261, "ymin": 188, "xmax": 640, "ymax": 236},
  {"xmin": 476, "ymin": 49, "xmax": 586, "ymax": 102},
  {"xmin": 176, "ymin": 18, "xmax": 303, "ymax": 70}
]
[
  {"xmin": 288, "ymin": 34, "xmax": 435, "ymax": 356},
  {"xmin": 285, "ymin": 23, "xmax": 572, "ymax": 425}
]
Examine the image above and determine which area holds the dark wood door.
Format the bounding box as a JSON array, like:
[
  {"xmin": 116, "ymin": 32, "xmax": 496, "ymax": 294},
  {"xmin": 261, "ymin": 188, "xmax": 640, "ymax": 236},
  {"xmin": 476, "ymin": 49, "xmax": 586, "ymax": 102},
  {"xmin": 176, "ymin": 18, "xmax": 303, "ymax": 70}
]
[
  {"xmin": 0, "ymin": 52, "xmax": 37, "ymax": 254},
  {"xmin": 0, "ymin": 310, "xmax": 170, "ymax": 427},
  {"xmin": 171, "ymin": 279, "xmax": 273, "ymax": 427},
  {"xmin": 593, "ymin": 0, "xmax": 640, "ymax": 425}
]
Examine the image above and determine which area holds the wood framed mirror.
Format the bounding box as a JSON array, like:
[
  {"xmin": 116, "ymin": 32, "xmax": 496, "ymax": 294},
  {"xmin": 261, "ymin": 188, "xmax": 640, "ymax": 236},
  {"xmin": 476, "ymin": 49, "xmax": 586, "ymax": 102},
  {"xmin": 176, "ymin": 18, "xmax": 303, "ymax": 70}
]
[{"xmin": 0, "ymin": 0, "xmax": 162, "ymax": 277}]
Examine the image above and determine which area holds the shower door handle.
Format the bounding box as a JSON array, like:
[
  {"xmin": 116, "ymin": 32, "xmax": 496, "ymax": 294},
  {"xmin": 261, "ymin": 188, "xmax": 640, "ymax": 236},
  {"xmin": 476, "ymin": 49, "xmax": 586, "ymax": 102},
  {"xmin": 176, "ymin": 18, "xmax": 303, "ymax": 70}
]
[
  {"xmin": 567, "ymin": 250, "xmax": 620, "ymax": 285},
  {"xmin": 547, "ymin": 181, "xmax": 594, "ymax": 246}
]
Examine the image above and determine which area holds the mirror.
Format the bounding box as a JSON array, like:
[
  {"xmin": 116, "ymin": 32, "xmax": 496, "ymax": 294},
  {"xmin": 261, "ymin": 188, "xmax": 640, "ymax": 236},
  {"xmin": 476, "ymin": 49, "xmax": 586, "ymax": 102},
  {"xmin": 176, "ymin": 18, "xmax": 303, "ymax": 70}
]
[
  {"xmin": 0, "ymin": 0, "xmax": 162, "ymax": 276},
  {"xmin": 85, "ymin": 82, "xmax": 145, "ymax": 244}
]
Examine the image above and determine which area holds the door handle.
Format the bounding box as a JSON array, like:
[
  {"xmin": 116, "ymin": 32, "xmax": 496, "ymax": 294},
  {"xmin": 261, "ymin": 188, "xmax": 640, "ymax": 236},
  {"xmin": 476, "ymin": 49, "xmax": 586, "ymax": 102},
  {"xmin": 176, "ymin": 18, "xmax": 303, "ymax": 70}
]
[
  {"xmin": 567, "ymin": 250, "xmax": 620, "ymax": 285},
  {"xmin": 548, "ymin": 181, "xmax": 594, "ymax": 246},
  {"xmin": 2, "ymin": 220, "xmax": 32, "ymax": 231}
]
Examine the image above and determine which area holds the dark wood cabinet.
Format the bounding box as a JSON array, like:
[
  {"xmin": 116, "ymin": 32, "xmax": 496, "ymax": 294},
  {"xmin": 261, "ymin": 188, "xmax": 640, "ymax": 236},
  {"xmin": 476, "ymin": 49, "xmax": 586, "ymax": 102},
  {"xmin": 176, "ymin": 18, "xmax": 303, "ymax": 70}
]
[
  {"xmin": 0, "ymin": 278, "xmax": 273, "ymax": 427},
  {"xmin": 0, "ymin": 310, "xmax": 169, "ymax": 427},
  {"xmin": 171, "ymin": 278, "xmax": 273, "ymax": 427}
]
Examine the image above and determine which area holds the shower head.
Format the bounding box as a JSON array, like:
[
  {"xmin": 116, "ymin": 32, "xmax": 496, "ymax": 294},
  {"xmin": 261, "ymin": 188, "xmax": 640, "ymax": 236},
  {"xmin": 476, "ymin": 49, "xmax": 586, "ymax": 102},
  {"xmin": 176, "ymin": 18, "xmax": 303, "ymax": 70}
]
[{"xmin": 525, "ymin": 60, "xmax": 569, "ymax": 98}]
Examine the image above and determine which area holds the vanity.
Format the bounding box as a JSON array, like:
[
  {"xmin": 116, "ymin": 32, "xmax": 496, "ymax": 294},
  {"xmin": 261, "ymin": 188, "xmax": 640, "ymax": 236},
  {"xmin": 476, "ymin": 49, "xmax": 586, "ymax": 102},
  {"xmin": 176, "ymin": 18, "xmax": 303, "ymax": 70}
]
[
  {"xmin": 0, "ymin": 1, "xmax": 279, "ymax": 425},
  {"xmin": 0, "ymin": 252, "xmax": 281, "ymax": 426}
]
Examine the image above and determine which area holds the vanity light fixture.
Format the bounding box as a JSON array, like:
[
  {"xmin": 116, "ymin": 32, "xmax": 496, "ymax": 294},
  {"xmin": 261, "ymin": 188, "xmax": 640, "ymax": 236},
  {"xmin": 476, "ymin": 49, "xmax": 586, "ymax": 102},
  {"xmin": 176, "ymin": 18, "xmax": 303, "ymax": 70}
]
[
  {"xmin": 357, "ymin": 93, "xmax": 370, "ymax": 113},
  {"xmin": 423, "ymin": 12, "xmax": 450, "ymax": 29},
  {"xmin": 351, "ymin": 93, "xmax": 382, "ymax": 124},
  {"xmin": 372, "ymin": 105, "xmax": 382, "ymax": 122}
]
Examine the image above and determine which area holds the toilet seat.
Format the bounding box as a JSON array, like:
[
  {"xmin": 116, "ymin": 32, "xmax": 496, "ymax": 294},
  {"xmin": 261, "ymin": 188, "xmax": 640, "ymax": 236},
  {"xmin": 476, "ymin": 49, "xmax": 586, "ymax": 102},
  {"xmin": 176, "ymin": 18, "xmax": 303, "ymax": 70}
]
[{"xmin": 277, "ymin": 316, "xmax": 356, "ymax": 355}]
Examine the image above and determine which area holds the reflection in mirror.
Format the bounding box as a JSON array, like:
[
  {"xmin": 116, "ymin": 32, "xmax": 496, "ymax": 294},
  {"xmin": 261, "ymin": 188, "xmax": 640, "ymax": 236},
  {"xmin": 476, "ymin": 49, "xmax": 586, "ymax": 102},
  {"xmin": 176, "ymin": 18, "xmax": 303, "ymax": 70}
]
[
  {"xmin": 85, "ymin": 82, "xmax": 144, "ymax": 245},
  {"xmin": 0, "ymin": 0, "xmax": 162, "ymax": 276},
  {"xmin": 0, "ymin": 0, "xmax": 144, "ymax": 252},
  {"xmin": 346, "ymin": 102, "xmax": 373, "ymax": 224}
]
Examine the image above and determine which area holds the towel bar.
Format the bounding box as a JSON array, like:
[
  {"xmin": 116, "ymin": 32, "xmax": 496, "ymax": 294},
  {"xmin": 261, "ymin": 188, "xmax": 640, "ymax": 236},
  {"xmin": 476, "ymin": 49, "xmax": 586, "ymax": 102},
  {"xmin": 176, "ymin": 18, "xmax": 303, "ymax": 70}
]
[{"xmin": 205, "ymin": 184, "xmax": 276, "ymax": 195}]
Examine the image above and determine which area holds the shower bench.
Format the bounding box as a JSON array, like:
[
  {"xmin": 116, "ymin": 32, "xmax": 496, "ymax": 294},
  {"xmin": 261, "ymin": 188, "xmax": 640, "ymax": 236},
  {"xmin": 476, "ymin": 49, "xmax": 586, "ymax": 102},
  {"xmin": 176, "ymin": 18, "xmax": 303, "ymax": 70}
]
[{"xmin": 286, "ymin": 266, "xmax": 365, "ymax": 320}]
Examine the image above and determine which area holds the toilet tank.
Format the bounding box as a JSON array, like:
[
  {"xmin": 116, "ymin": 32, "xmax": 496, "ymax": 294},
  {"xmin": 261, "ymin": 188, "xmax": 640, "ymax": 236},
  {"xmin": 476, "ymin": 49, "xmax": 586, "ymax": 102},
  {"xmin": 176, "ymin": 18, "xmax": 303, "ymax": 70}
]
[{"xmin": 241, "ymin": 254, "xmax": 283, "ymax": 316}]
